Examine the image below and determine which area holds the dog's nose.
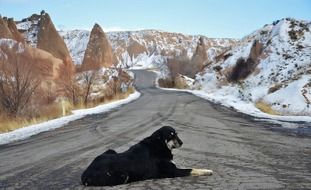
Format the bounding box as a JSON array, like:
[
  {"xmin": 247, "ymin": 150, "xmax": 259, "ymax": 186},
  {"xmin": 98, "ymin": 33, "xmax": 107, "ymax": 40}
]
[{"xmin": 177, "ymin": 137, "xmax": 183, "ymax": 146}]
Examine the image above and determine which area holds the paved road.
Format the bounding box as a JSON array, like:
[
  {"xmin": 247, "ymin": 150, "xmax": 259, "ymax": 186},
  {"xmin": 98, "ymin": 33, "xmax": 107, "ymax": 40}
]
[{"xmin": 0, "ymin": 70, "xmax": 310, "ymax": 190}]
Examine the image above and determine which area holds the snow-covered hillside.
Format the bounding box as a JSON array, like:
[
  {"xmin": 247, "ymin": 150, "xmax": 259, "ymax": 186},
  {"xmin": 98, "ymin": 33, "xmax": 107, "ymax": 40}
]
[
  {"xmin": 194, "ymin": 18, "xmax": 311, "ymax": 117},
  {"xmin": 59, "ymin": 29, "xmax": 236, "ymax": 68},
  {"xmin": 16, "ymin": 14, "xmax": 236, "ymax": 70}
]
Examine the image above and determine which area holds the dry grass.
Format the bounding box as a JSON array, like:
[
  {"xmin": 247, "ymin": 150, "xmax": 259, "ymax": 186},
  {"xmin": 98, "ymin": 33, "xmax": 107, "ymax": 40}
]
[
  {"xmin": 255, "ymin": 101, "xmax": 280, "ymax": 115},
  {"xmin": 174, "ymin": 75, "xmax": 189, "ymax": 89},
  {"xmin": 158, "ymin": 78, "xmax": 174, "ymax": 88},
  {"xmin": 0, "ymin": 88, "xmax": 136, "ymax": 134},
  {"xmin": 0, "ymin": 101, "xmax": 72, "ymax": 133},
  {"xmin": 95, "ymin": 87, "xmax": 135, "ymax": 105},
  {"xmin": 74, "ymin": 87, "xmax": 136, "ymax": 110}
]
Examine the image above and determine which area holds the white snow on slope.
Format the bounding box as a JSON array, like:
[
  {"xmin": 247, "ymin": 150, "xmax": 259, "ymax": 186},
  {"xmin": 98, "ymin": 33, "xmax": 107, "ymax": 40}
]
[
  {"xmin": 16, "ymin": 20, "xmax": 39, "ymax": 47},
  {"xmin": 195, "ymin": 18, "xmax": 311, "ymax": 116},
  {"xmin": 58, "ymin": 29, "xmax": 235, "ymax": 68},
  {"xmin": 59, "ymin": 30, "xmax": 90, "ymax": 64},
  {"xmin": 0, "ymin": 91, "xmax": 141, "ymax": 145}
]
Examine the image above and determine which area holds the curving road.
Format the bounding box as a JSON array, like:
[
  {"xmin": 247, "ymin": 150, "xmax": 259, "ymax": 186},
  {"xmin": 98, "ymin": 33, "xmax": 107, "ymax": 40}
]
[{"xmin": 0, "ymin": 70, "xmax": 310, "ymax": 189}]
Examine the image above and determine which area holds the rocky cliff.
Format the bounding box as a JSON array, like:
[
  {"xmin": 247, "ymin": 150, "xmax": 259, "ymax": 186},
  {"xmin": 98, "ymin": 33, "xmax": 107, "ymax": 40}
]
[
  {"xmin": 0, "ymin": 39, "xmax": 63, "ymax": 90},
  {"xmin": 0, "ymin": 16, "xmax": 13, "ymax": 39},
  {"xmin": 61, "ymin": 29, "xmax": 236, "ymax": 71},
  {"xmin": 7, "ymin": 18, "xmax": 25, "ymax": 43},
  {"xmin": 80, "ymin": 23, "xmax": 113, "ymax": 71},
  {"xmin": 37, "ymin": 12, "xmax": 74, "ymax": 77}
]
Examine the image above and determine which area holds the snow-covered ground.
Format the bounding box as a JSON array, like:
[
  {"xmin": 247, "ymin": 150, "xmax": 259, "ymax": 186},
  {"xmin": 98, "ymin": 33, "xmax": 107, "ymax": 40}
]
[{"xmin": 0, "ymin": 91, "xmax": 141, "ymax": 145}]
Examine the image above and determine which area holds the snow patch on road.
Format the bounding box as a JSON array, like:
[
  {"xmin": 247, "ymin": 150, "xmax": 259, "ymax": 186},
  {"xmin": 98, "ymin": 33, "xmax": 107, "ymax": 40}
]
[{"xmin": 0, "ymin": 91, "xmax": 141, "ymax": 145}]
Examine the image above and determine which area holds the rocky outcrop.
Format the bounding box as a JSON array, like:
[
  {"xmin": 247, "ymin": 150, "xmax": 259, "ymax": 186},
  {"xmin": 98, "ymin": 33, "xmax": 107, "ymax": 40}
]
[
  {"xmin": 248, "ymin": 40, "xmax": 263, "ymax": 63},
  {"xmin": 7, "ymin": 18, "xmax": 25, "ymax": 43},
  {"xmin": 37, "ymin": 12, "xmax": 74, "ymax": 77},
  {"xmin": 192, "ymin": 37, "xmax": 208, "ymax": 64},
  {"xmin": 0, "ymin": 17, "xmax": 25, "ymax": 43},
  {"xmin": 127, "ymin": 39, "xmax": 148, "ymax": 58},
  {"xmin": 191, "ymin": 37, "xmax": 208, "ymax": 73},
  {"xmin": 81, "ymin": 23, "xmax": 113, "ymax": 71},
  {"xmin": 0, "ymin": 39, "xmax": 63, "ymax": 90},
  {"xmin": 0, "ymin": 16, "xmax": 13, "ymax": 39}
]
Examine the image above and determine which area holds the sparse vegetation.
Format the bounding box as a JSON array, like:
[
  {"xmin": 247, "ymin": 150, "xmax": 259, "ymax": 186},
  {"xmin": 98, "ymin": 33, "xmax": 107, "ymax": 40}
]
[
  {"xmin": 158, "ymin": 78, "xmax": 174, "ymax": 88},
  {"xmin": 255, "ymin": 101, "xmax": 280, "ymax": 115},
  {"xmin": 228, "ymin": 57, "xmax": 256, "ymax": 82},
  {"xmin": 0, "ymin": 53, "xmax": 40, "ymax": 117},
  {"xmin": 174, "ymin": 75, "xmax": 190, "ymax": 89},
  {"xmin": 0, "ymin": 58, "xmax": 135, "ymax": 133}
]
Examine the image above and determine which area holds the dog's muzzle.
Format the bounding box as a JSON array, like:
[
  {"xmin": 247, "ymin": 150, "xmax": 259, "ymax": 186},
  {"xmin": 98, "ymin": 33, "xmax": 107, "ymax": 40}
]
[{"xmin": 167, "ymin": 136, "xmax": 183, "ymax": 149}]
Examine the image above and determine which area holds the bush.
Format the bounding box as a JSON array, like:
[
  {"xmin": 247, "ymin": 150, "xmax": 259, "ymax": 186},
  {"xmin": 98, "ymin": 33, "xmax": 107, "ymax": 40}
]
[
  {"xmin": 158, "ymin": 78, "xmax": 174, "ymax": 88},
  {"xmin": 228, "ymin": 57, "xmax": 256, "ymax": 82}
]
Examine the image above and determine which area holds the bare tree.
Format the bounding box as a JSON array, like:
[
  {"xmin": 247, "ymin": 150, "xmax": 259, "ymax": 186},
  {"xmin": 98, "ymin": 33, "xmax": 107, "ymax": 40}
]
[
  {"xmin": 106, "ymin": 76, "xmax": 119, "ymax": 97},
  {"xmin": 105, "ymin": 64, "xmax": 132, "ymax": 97},
  {"xmin": 0, "ymin": 55, "xmax": 40, "ymax": 117},
  {"xmin": 61, "ymin": 76, "xmax": 80, "ymax": 105},
  {"xmin": 79, "ymin": 70, "xmax": 98, "ymax": 107}
]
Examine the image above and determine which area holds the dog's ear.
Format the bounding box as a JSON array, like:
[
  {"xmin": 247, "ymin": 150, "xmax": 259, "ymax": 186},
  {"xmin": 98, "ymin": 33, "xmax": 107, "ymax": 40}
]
[
  {"xmin": 151, "ymin": 130, "xmax": 165, "ymax": 144},
  {"xmin": 152, "ymin": 133, "xmax": 162, "ymax": 141}
]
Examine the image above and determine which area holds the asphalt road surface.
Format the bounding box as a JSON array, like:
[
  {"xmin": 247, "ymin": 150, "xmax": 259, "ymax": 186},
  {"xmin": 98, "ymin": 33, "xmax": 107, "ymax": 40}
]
[{"xmin": 0, "ymin": 70, "xmax": 310, "ymax": 190}]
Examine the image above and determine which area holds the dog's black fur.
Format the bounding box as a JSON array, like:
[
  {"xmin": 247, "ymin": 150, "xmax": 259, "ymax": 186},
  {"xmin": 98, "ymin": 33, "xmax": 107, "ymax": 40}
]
[{"xmin": 81, "ymin": 126, "xmax": 202, "ymax": 186}]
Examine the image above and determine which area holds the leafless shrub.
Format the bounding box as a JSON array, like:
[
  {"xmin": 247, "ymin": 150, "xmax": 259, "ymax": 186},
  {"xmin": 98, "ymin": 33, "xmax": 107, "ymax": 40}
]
[
  {"xmin": 158, "ymin": 78, "xmax": 174, "ymax": 88},
  {"xmin": 167, "ymin": 56, "xmax": 199, "ymax": 79},
  {"xmin": 228, "ymin": 57, "xmax": 256, "ymax": 82},
  {"xmin": 78, "ymin": 70, "xmax": 98, "ymax": 107},
  {"xmin": 0, "ymin": 54, "xmax": 40, "ymax": 117},
  {"xmin": 61, "ymin": 77, "xmax": 80, "ymax": 105}
]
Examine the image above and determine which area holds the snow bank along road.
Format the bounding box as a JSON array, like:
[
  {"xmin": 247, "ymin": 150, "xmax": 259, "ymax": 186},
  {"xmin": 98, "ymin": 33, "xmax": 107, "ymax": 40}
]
[{"xmin": 0, "ymin": 70, "xmax": 310, "ymax": 189}]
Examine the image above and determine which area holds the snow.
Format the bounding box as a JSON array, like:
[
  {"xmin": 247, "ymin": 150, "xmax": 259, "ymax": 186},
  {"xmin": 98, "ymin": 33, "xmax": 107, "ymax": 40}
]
[
  {"xmin": 16, "ymin": 20, "xmax": 39, "ymax": 47},
  {"xmin": 0, "ymin": 39, "xmax": 25, "ymax": 54},
  {"xmin": 190, "ymin": 18, "xmax": 311, "ymax": 117},
  {"xmin": 119, "ymin": 52, "xmax": 166, "ymax": 70},
  {"xmin": 264, "ymin": 76, "xmax": 311, "ymax": 115},
  {"xmin": 0, "ymin": 38, "xmax": 18, "ymax": 48},
  {"xmin": 58, "ymin": 29, "xmax": 235, "ymax": 67},
  {"xmin": 0, "ymin": 91, "xmax": 141, "ymax": 145},
  {"xmin": 59, "ymin": 30, "xmax": 90, "ymax": 64}
]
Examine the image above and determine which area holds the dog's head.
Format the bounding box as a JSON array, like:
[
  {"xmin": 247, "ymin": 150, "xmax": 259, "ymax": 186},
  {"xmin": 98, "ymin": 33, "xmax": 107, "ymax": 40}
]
[{"xmin": 151, "ymin": 126, "xmax": 183, "ymax": 150}]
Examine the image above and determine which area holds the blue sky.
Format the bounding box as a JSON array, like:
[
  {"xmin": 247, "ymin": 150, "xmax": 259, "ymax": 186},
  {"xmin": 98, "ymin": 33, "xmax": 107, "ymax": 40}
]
[{"xmin": 0, "ymin": 0, "xmax": 310, "ymax": 38}]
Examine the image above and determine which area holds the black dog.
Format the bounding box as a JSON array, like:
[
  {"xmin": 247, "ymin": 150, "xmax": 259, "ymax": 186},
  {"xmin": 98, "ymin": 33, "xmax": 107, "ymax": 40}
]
[{"xmin": 81, "ymin": 126, "xmax": 213, "ymax": 186}]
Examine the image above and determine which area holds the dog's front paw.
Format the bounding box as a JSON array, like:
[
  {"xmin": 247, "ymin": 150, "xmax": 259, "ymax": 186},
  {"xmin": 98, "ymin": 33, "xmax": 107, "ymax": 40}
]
[{"xmin": 191, "ymin": 169, "xmax": 213, "ymax": 176}]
